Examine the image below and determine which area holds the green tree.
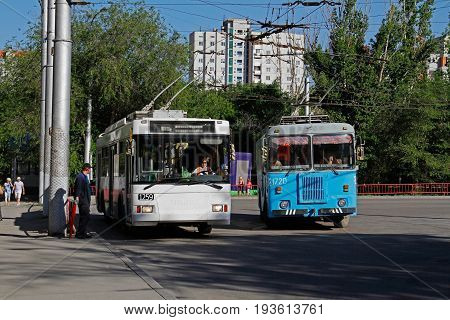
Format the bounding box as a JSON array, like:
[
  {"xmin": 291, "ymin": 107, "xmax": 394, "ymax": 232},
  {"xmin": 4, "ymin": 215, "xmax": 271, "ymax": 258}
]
[
  {"xmin": 225, "ymin": 83, "xmax": 291, "ymax": 134},
  {"xmin": 0, "ymin": 4, "xmax": 189, "ymax": 179},
  {"xmin": 173, "ymin": 85, "xmax": 236, "ymax": 120},
  {"xmin": 306, "ymin": 0, "xmax": 449, "ymax": 182}
]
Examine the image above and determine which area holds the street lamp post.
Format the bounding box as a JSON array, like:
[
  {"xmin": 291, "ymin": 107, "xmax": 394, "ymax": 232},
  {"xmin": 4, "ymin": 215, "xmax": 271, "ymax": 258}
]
[
  {"xmin": 48, "ymin": 0, "xmax": 89, "ymax": 235},
  {"xmin": 43, "ymin": 0, "xmax": 55, "ymax": 216},
  {"xmin": 39, "ymin": 0, "xmax": 48, "ymax": 205}
]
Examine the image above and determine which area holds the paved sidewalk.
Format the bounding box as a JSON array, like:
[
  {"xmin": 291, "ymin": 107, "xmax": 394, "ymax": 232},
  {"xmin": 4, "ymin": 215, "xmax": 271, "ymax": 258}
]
[{"xmin": 0, "ymin": 203, "xmax": 166, "ymax": 300}]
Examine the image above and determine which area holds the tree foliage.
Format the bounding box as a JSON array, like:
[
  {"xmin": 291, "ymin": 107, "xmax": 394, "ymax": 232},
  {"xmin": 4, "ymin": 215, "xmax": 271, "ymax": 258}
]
[{"xmin": 306, "ymin": 0, "xmax": 449, "ymax": 182}]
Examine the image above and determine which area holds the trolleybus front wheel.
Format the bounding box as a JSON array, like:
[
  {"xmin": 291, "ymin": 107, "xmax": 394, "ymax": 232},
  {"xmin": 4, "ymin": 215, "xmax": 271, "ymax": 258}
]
[
  {"xmin": 332, "ymin": 215, "xmax": 350, "ymax": 228},
  {"xmin": 198, "ymin": 223, "xmax": 212, "ymax": 235}
]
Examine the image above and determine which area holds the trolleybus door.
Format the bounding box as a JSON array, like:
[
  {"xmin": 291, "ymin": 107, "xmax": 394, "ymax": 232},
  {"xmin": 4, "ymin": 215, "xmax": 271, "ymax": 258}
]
[
  {"xmin": 126, "ymin": 154, "xmax": 133, "ymax": 217},
  {"xmin": 109, "ymin": 145, "xmax": 116, "ymax": 218},
  {"xmin": 125, "ymin": 139, "xmax": 135, "ymax": 217}
]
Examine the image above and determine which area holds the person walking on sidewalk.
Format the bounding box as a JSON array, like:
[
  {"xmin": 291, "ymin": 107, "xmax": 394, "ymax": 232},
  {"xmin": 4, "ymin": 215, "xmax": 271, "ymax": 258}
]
[
  {"xmin": 4, "ymin": 178, "xmax": 13, "ymax": 206},
  {"xmin": 13, "ymin": 177, "xmax": 25, "ymax": 206},
  {"xmin": 74, "ymin": 163, "xmax": 92, "ymax": 239}
]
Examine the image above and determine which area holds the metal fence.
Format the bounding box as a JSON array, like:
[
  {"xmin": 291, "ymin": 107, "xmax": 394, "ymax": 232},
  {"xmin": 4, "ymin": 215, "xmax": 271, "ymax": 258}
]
[{"xmin": 357, "ymin": 183, "xmax": 450, "ymax": 195}]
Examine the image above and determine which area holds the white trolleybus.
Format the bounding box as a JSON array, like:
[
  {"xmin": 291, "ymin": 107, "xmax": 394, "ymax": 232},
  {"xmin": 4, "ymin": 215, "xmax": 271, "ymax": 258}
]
[{"xmin": 96, "ymin": 109, "xmax": 231, "ymax": 234}]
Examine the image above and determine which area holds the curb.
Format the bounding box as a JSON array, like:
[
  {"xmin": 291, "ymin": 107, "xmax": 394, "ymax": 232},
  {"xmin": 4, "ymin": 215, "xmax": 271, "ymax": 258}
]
[{"xmin": 94, "ymin": 234, "xmax": 177, "ymax": 300}]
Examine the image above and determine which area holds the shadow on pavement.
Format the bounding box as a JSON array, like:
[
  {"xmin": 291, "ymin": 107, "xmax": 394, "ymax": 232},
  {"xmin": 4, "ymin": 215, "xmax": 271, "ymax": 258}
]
[
  {"xmin": 12, "ymin": 209, "xmax": 48, "ymax": 238},
  {"xmin": 110, "ymin": 231, "xmax": 450, "ymax": 299},
  {"xmin": 88, "ymin": 212, "xmax": 334, "ymax": 241}
]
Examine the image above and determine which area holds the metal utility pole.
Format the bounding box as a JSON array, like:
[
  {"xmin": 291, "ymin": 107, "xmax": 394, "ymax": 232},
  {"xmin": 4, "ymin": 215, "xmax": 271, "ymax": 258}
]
[
  {"xmin": 304, "ymin": 74, "xmax": 310, "ymax": 116},
  {"xmin": 39, "ymin": 0, "xmax": 48, "ymax": 204},
  {"xmin": 43, "ymin": 0, "xmax": 56, "ymax": 216},
  {"xmin": 84, "ymin": 98, "xmax": 92, "ymax": 179},
  {"xmin": 48, "ymin": 0, "xmax": 73, "ymax": 236}
]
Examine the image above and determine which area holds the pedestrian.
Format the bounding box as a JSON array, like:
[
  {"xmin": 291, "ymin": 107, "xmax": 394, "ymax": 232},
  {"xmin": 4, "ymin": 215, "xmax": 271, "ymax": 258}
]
[
  {"xmin": 13, "ymin": 177, "xmax": 25, "ymax": 206},
  {"xmin": 246, "ymin": 178, "xmax": 253, "ymax": 196},
  {"xmin": 4, "ymin": 178, "xmax": 13, "ymax": 206},
  {"xmin": 237, "ymin": 176, "xmax": 245, "ymax": 196},
  {"xmin": 74, "ymin": 163, "xmax": 92, "ymax": 239}
]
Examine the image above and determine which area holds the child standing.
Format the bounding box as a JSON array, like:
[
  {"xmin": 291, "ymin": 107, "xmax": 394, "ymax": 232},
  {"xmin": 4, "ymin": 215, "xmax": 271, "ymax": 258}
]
[
  {"xmin": 4, "ymin": 178, "xmax": 13, "ymax": 206},
  {"xmin": 246, "ymin": 178, "xmax": 253, "ymax": 196},
  {"xmin": 237, "ymin": 176, "xmax": 245, "ymax": 196}
]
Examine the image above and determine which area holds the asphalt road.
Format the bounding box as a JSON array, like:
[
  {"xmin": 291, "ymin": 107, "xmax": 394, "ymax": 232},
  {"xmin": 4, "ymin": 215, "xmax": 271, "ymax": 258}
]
[{"xmin": 91, "ymin": 197, "xmax": 450, "ymax": 300}]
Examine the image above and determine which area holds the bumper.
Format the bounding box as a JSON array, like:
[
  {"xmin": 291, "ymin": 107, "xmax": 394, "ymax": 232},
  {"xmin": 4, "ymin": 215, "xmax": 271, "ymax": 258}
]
[
  {"xmin": 131, "ymin": 212, "xmax": 230, "ymax": 226},
  {"xmin": 270, "ymin": 207, "xmax": 356, "ymax": 218}
]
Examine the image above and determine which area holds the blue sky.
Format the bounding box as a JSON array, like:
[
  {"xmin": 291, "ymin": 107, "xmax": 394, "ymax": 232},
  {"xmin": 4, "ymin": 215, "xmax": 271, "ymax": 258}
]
[{"xmin": 0, "ymin": 0, "xmax": 448, "ymax": 48}]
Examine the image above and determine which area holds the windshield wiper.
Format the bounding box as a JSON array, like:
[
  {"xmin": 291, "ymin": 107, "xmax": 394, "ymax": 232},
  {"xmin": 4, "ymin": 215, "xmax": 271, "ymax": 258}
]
[
  {"xmin": 285, "ymin": 167, "xmax": 294, "ymax": 177},
  {"xmin": 143, "ymin": 177, "xmax": 187, "ymax": 190},
  {"xmin": 285, "ymin": 166, "xmax": 308, "ymax": 177},
  {"xmin": 185, "ymin": 180, "xmax": 223, "ymax": 190},
  {"xmin": 331, "ymin": 166, "xmax": 339, "ymax": 175},
  {"xmin": 144, "ymin": 178, "xmax": 223, "ymax": 190},
  {"xmin": 143, "ymin": 183, "xmax": 156, "ymax": 190}
]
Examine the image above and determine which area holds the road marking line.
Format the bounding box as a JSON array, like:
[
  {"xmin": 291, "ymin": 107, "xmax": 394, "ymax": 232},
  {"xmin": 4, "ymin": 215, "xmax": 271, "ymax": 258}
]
[{"xmin": 94, "ymin": 234, "xmax": 177, "ymax": 300}]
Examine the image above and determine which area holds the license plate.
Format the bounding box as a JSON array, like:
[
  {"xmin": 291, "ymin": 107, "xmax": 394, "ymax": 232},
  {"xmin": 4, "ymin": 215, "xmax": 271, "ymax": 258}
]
[{"xmin": 138, "ymin": 193, "xmax": 154, "ymax": 201}]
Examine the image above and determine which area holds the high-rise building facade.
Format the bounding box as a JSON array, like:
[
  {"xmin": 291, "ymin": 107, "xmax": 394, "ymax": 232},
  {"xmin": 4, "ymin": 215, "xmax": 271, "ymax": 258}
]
[
  {"xmin": 427, "ymin": 35, "xmax": 449, "ymax": 77},
  {"xmin": 189, "ymin": 19, "xmax": 305, "ymax": 94}
]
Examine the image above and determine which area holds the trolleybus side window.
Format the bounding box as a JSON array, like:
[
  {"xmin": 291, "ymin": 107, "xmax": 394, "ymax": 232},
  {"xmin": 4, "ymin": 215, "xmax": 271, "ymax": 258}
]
[
  {"xmin": 135, "ymin": 135, "xmax": 163, "ymax": 183},
  {"xmin": 313, "ymin": 134, "xmax": 354, "ymax": 170},
  {"xmin": 118, "ymin": 141, "xmax": 126, "ymax": 177},
  {"xmin": 269, "ymin": 136, "xmax": 311, "ymax": 171},
  {"xmin": 101, "ymin": 148, "xmax": 109, "ymax": 177}
]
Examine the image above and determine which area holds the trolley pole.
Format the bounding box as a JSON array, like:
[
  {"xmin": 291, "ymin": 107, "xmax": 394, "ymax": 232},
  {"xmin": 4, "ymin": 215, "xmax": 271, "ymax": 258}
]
[
  {"xmin": 39, "ymin": 0, "xmax": 48, "ymax": 204},
  {"xmin": 43, "ymin": 0, "xmax": 56, "ymax": 216},
  {"xmin": 48, "ymin": 0, "xmax": 73, "ymax": 236}
]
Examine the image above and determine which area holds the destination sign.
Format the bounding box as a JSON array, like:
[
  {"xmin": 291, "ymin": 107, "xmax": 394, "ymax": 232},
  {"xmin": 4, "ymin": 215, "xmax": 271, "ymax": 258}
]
[{"xmin": 150, "ymin": 121, "xmax": 215, "ymax": 133}]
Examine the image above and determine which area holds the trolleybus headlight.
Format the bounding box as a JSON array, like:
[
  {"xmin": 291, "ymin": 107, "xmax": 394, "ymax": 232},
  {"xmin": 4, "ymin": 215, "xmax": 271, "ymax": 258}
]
[
  {"xmin": 212, "ymin": 204, "xmax": 224, "ymax": 212},
  {"xmin": 141, "ymin": 205, "xmax": 154, "ymax": 213},
  {"xmin": 338, "ymin": 199, "xmax": 347, "ymax": 207},
  {"xmin": 280, "ymin": 200, "xmax": 289, "ymax": 209}
]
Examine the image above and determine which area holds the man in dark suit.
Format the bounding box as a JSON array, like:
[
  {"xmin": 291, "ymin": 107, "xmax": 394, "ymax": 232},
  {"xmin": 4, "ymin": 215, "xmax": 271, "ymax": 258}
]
[{"xmin": 74, "ymin": 163, "xmax": 92, "ymax": 239}]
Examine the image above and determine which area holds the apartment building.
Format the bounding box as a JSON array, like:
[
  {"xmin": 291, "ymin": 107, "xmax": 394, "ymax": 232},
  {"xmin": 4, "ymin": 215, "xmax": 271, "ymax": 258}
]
[
  {"xmin": 189, "ymin": 19, "xmax": 305, "ymax": 94},
  {"xmin": 427, "ymin": 35, "xmax": 449, "ymax": 77}
]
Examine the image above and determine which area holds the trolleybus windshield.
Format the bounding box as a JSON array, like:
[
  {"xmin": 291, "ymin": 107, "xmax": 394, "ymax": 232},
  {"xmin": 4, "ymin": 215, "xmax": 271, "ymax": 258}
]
[
  {"xmin": 134, "ymin": 135, "xmax": 229, "ymax": 183},
  {"xmin": 269, "ymin": 136, "xmax": 311, "ymax": 171},
  {"xmin": 313, "ymin": 134, "xmax": 354, "ymax": 170}
]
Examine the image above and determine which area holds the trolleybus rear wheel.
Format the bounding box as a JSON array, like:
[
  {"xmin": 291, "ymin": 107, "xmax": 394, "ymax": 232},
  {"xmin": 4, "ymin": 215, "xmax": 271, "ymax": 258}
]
[
  {"xmin": 198, "ymin": 223, "xmax": 212, "ymax": 235},
  {"xmin": 332, "ymin": 216, "xmax": 350, "ymax": 228}
]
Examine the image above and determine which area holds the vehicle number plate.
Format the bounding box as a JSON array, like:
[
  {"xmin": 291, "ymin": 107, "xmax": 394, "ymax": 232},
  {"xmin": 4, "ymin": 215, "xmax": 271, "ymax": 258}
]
[{"xmin": 138, "ymin": 193, "xmax": 154, "ymax": 201}]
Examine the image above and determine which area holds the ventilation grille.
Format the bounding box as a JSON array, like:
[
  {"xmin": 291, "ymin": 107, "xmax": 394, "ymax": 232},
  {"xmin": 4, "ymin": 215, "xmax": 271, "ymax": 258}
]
[{"xmin": 301, "ymin": 176, "xmax": 325, "ymax": 202}]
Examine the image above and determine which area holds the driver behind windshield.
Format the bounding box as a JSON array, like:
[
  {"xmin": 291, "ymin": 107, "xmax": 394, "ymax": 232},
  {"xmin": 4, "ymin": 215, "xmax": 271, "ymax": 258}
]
[{"xmin": 193, "ymin": 158, "xmax": 213, "ymax": 176}]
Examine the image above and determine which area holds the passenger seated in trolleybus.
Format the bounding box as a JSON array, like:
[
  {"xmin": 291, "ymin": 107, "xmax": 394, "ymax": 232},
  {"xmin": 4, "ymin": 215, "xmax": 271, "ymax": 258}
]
[
  {"xmin": 313, "ymin": 134, "xmax": 354, "ymax": 170},
  {"xmin": 269, "ymin": 136, "xmax": 311, "ymax": 171}
]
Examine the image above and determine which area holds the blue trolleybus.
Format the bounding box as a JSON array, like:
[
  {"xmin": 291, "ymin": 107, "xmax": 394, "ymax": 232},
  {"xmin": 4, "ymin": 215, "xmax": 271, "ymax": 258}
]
[{"xmin": 256, "ymin": 115, "xmax": 361, "ymax": 228}]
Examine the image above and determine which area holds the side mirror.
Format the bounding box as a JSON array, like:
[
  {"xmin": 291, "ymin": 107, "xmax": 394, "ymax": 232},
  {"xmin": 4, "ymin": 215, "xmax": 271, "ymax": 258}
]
[
  {"xmin": 261, "ymin": 146, "xmax": 268, "ymax": 162},
  {"xmin": 230, "ymin": 143, "xmax": 236, "ymax": 161},
  {"xmin": 356, "ymin": 139, "xmax": 365, "ymax": 161},
  {"xmin": 126, "ymin": 139, "xmax": 135, "ymax": 156}
]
